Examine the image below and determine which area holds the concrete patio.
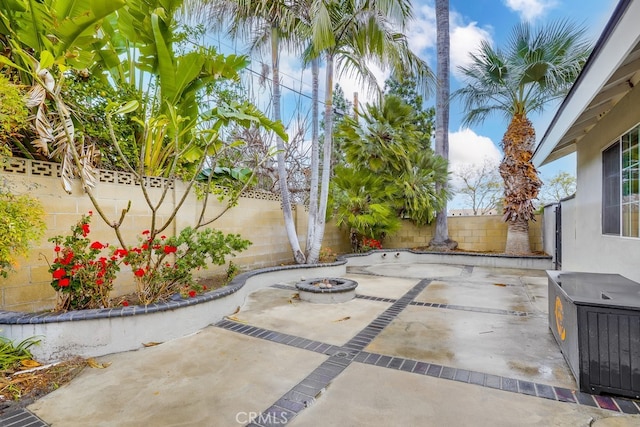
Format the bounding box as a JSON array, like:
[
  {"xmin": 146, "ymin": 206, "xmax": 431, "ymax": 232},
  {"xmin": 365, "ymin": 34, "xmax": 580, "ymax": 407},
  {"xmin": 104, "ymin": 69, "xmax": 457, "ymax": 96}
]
[{"xmin": 5, "ymin": 262, "xmax": 640, "ymax": 426}]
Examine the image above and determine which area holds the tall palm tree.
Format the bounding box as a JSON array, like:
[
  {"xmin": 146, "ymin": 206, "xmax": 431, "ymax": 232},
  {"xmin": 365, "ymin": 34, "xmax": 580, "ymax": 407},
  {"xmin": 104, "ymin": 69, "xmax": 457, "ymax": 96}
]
[
  {"xmin": 455, "ymin": 21, "xmax": 590, "ymax": 254},
  {"xmin": 302, "ymin": 0, "xmax": 435, "ymax": 263},
  {"xmin": 187, "ymin": 0, "xmax": 307, "ymax": 263},
  {"xmin": 429, "ymin": 0, "xmax": 457, "ymax": 250}
]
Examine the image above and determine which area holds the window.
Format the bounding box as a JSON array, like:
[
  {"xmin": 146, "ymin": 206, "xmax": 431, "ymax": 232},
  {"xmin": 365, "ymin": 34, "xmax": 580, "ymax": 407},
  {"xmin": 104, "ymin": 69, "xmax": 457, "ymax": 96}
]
[{"xmin": 603, "ymin": 124, "xmax": 640, "ymax": 236}]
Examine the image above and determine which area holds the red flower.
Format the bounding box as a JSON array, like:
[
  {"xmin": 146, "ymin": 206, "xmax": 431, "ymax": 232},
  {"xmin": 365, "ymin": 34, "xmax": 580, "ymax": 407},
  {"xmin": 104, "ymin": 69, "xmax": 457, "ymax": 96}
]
[
  {"xmin": 52, "ymin": 268, "xmax": 66, "ymax": 279},
  {"xmin": 82, "ymin": 223, "xmax": 90, "ymax": 237},
  {"xmin": 163, "ymin": 245, "xmax": 177, "ymax": 254},
  {"xmin": 58, "ymin": 278, "xmax": 70, "ymax": 287},
  {"xmin": 161, "ymin": 235, "xmax": 166, "ymax": 240},
  {"xmin": 54, "ymin": 245, "xmax": 61, "ymax": 252},
  {"xmin": 203, "ymin": 285, "xmax": 207, "ymax": 291},
  {"xmin": 141, "ymin": 244, "xmax": 149, "ymax": 250},
  {"xmin": 60, "ymin": 252, "xmax": 74, "ymax": 265},
  {"xmin": 96, "ymin": 279, "xmax": 104, "ymax": 285},
  {"xmin": 134, "ymin": 268, "xmax": 145, "ymax": 277},
  {"xmin": 122, "ymin": 301, "xmax": 129, "ymax": 307},
  {"xmin": 188, "ymin": 290, "xmax": 196, "ymax": 298},
  {"xmin": 88, "ymin": 210, "xmax": 93, "ymax": 216},
  {"xmin": 114, "ymin": 248, "xmax": 128, "ymax": 258},
  {"xmin": 90, "ymin": 241, "xmax": 104, "ymax": 250},
  {"xmin": 142, "ymin": 230, "xmax": 150, "ymax": 235}
]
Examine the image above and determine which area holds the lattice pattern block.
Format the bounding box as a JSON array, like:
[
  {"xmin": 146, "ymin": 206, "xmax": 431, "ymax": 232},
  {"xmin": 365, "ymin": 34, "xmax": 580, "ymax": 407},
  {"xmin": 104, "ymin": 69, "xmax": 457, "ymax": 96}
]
[
  {"xmin": 31, "ymin": 161, "xmax": 61, "ymax": 177},
  {"xmin": 2, "ymin": 157, "xmax": 27, "ymax": 174}
]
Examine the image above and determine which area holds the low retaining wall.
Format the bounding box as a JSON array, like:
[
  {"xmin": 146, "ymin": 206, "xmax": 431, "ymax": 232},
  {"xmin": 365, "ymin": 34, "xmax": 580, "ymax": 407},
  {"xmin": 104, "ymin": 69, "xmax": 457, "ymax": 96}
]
[
  {"xmin": 0, "ymin": 262, "xmax": 346, "ymax": 362},
  {"xmin": 345, "ymin": 249, "xmax": 553, "ymax": 270},
  {"xmin": 0, "ymin": 250, "xmax": 552, "ymax": 362}
]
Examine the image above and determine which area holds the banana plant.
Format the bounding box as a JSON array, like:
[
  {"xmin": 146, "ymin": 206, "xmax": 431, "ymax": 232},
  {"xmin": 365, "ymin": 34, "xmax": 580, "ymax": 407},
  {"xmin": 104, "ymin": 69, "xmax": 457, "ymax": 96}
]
[{"xmin": 0, "ymin": 0, "xmax": 126, "ymax": 192}]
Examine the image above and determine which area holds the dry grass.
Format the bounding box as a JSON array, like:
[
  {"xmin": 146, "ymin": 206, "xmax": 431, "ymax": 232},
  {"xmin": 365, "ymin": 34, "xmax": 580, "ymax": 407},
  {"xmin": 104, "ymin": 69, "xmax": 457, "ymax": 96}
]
[{"xmin": 0, "ymin": 357, "xmax": 88, "ymax": 413}]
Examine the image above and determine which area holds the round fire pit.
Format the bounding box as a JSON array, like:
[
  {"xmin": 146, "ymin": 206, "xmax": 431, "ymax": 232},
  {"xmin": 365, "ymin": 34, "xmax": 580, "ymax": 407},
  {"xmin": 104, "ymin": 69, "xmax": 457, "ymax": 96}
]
[{"xmin": 295, "ymin": 277, "xmax": 358, "ymax": 304}]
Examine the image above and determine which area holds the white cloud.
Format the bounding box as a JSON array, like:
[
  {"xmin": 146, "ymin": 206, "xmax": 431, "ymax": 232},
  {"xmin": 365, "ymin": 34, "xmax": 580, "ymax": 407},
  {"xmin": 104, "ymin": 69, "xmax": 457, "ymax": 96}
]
[
  {"xmin": 448, "ymin": 128, "xmax": 503, "ymax": 209},
  {"xmin": 503, "ymin": 0, "xmax": 557, "ymax": 21},
  {"xmin": 450, "ymin": 19, "xmax": 492, "ymax": 79},
  {"xmin": 406, "ymin": 4, "xmax": 437, "ymax": 59},
  {"xmin": 449, "ymin": 128, "xmax": 502, "ymax": 172}
]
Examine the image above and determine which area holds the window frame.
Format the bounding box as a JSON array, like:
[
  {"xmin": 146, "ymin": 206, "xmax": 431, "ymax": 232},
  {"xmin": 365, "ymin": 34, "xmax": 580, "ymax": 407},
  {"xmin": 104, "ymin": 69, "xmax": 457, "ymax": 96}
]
[{"xmin": 602, "ymin": 122, "xmax": 640, "ymax": 237}]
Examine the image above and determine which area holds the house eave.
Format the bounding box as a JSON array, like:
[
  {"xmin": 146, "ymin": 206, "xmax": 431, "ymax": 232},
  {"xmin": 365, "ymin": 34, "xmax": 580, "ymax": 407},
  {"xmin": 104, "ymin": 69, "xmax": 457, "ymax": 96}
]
[{"xmin": 532, "ymin": 0, "xmax": 640, "ymax": 167}]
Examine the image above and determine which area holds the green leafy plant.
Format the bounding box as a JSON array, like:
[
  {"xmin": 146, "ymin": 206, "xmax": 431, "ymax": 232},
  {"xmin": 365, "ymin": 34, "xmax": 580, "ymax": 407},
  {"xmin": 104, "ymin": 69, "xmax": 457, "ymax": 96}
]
[
  {"xmin": 0, "ymin": 336, "xmax": 40, "ymax": 371},
  {"xmin": 225, "ymin": 261, "xmax": 240, "ymax": 283},
  {"xmin": 0, "ymin": 190, "xmax": 46, "ymax": 278},
  {"xmin": 122, "ymin": 227, "xmax": 251, "ymax": 305},
  {"xmin": 47, "ymin": 213, "xmax": 122, "ymax": 311},
  {"xmin": 0, "ymin": 74, "xmax": 29, "ymax": 154}
]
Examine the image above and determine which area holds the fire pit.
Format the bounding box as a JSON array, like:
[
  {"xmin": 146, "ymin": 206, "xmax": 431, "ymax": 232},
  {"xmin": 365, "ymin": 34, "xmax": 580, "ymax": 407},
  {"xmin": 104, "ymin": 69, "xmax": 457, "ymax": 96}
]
[{"xmin": 295, "ymin": 277, "xmax": 358, "ymax": 304}]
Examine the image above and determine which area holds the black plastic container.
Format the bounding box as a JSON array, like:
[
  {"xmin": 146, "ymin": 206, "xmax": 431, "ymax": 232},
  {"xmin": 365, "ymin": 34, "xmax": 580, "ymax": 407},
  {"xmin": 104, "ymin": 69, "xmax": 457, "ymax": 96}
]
[{"xmin": 548, "ymin": 271, "xmax": 640, "ymax": 399}]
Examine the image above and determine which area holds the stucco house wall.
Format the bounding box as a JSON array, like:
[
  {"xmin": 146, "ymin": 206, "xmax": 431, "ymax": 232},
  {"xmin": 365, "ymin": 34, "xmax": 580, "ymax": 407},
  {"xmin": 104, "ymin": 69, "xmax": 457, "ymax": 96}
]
[{"xmin": 561, "ymin": 85, "xmax": 640, "ymax": 281}]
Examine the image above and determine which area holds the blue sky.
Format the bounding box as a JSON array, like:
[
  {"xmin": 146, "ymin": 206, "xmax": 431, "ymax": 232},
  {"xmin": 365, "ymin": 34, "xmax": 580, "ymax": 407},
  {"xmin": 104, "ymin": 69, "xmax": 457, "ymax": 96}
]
[{"xmin": 209, "ymin": 0, "xmax": 619, "ymax": 208}]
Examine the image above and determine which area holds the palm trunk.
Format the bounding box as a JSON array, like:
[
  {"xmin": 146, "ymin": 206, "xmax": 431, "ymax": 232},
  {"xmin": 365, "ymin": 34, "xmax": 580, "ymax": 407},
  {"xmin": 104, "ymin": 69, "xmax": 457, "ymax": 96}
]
[
  {"xmin": 305, "ymin": 57, "xmax": 320, "ymax": 260},
  {"xmin": 271, "ymin": 25, "xmax": 305, "ymax": 264},
  {"xmin": 500, "ymin": 113, "xmax": 541, "ymax": 254},
  {"xmin": 306, "ymin": 53, "xmax": 334, "ymax": 264},
  {"xmin": 430, "ymin": 0, "xmax": 456, "ymax": 251},
  {"xmin": 505, "ymin": 217, "xmax": 531, "ymax": 255}
]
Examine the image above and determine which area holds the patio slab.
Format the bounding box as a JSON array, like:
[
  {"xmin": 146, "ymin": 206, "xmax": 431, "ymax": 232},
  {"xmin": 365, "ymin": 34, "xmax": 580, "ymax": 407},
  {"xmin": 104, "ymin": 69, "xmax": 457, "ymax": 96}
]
[
  {"xmin": 12, "ymin": 261, "xmax": 640, "ymax": 426},
  {"xmin": 230, "ymin": 287, "xmax": 391, "ymax": 346},
  {"xmin": 365, "ymin": 305, "xmax": 577, "ymax": 388},
  {"xmin": 414, "ymin": 278, "xmax": 533, "ymax": 312},
  {"xmin": 28, "ymin": 327, "xmax": 327, "ymax": 427},
  {"xmin": 291, "ymin": 363, "xmax": 610, "ymax": 427}
]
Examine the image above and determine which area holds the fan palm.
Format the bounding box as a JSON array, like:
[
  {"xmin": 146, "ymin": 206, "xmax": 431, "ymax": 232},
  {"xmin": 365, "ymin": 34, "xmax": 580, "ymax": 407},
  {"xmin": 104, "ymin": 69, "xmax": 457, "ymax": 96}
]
[
  {"xmin": 301, "ymin": 0, "xmax": 435, "ymax": 262},
  {"xmin": 455, "ymin": 20, "xmax": 591, "ymax": 254}
]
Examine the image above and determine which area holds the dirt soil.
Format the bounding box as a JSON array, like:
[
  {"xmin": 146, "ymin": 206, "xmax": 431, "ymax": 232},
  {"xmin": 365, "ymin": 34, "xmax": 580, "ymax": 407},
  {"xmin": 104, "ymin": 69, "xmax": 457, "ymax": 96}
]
[{"xmin": 0, "ymin": 357, "xmax": 88, "ymax": 414}]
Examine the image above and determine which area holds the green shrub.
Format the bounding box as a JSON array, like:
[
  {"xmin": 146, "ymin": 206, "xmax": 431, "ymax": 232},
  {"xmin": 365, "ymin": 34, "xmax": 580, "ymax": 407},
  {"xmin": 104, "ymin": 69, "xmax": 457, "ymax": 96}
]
[
  {"xmin": 0, "ymin": 336, "xmax": 40, "ymax": 371},
  {"xmin": 0, "ymin": 74, "xmax": 29, "ymax": 152},
  {"xmin": 0, "ymin": 191, "xmax": 46, "ymax": 278}
]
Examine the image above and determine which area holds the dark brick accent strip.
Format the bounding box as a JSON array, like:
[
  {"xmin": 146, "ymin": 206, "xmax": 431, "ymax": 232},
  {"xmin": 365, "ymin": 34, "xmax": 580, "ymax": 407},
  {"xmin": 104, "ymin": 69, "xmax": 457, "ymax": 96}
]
[
  {"xmin": 245, "ymin": 279, "xmax": 431, "ymax": 426},
  {"xmin": 342, "ymin": 280, "xmax": 431, "ymax": 352},
  {"xmin": 217, "ymin": 282, "xmax": 640, "ymax": 423},
  {"xmin": 409, "ymin": 301, "xmax": 537, "ymax": 317}
]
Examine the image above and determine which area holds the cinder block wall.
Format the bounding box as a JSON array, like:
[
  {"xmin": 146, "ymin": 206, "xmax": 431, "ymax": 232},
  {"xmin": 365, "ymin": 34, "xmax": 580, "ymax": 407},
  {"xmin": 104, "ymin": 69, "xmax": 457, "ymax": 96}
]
[
  {"xmin": 0, "ymin": 159, "xmax": 351, "ymax": 311},
  {"xmin": 1, "ymin": 159, "xmax": 544, "ymax": 311},
  {"xmin": 384, "ymin": 215, "xmax": 544, "ymax": 253}
]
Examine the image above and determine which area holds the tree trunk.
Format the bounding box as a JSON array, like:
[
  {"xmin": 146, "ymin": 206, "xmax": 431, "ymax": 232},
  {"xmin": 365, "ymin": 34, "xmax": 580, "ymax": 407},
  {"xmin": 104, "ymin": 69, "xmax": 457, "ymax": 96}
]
[
  {"xmin": 429, "ymin": 0, "xmax": 457, "ymax": 251},
  {"xmin": 500, "ymin": 113, "xmax": 542, "ymax": 255},
  {"xmin": 305, "ymin": 57, "xmax": 320, "ymax": 260},
  {"xmin": 271, "ymin": 25, "xmax": 305, "ymax": 264},
  {"xmin": 306, "ymin": 53, "xmax": 335, "ymax": 264},
  {"xmin": 505, "ymin": 217, "xmax": 531, "ymax": 255}
]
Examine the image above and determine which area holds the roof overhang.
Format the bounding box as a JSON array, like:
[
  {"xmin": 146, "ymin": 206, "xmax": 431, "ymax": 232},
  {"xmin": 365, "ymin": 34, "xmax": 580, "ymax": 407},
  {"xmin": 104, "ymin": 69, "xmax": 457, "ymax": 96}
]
[{"xmin": 532, "ymin": 0, "xmax": 640, "ymax": 167}]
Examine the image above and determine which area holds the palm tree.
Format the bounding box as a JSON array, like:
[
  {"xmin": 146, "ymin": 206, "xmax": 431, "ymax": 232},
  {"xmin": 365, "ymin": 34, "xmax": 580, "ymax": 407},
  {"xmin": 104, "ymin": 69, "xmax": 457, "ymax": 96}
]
[
  {"xmin": 429, "ymin": 0, "xmax": 457, "ymax": 250},
  {"xmin": 186, "ymin": 0, "xmax": 433, "ymax": 263},
  {"xmin": 186, "ymin": 0, "xmax": 306, "ymax": 263},
  {"xmin": 455, "ymin": 21, "xmax": 590, "ymax": 254},
  {"xmin": 302, "ymin": 0, "xmax": 435, "ymax": 263}
]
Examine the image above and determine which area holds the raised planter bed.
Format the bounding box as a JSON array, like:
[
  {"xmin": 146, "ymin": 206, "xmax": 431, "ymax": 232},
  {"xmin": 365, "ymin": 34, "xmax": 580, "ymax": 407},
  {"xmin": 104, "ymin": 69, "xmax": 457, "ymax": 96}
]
[{"xmin": 0, "ymin": 262, "xmax": 346, "ymax": 362}]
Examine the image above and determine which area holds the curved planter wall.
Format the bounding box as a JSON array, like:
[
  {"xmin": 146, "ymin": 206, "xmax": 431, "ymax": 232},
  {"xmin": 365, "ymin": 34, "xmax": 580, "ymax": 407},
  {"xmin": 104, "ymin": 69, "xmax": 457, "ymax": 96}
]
[
  {"xmin": 0, "ymin": 262, "xmax": 346, "ymax": 362},
  {"xmin": 0, "ymin": 250, "xmax": 551, "ymax": 362}
]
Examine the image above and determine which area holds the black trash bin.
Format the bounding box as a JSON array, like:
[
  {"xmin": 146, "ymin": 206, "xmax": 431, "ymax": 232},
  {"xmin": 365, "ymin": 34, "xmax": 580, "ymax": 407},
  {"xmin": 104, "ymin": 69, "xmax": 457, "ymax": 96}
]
[{"xmin": 548, "ymin": 270, "xmax": 640, "ymax": 399}]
